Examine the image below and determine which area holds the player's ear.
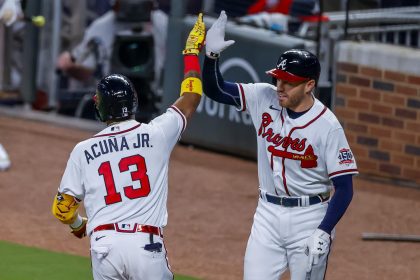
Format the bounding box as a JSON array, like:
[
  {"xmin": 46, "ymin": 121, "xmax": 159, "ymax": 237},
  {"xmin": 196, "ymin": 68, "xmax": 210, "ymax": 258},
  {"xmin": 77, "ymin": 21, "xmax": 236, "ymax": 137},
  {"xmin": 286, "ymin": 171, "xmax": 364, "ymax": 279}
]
[{"xmin": 305, "ymin": 79, "xmax": 316, "ymax": 93}]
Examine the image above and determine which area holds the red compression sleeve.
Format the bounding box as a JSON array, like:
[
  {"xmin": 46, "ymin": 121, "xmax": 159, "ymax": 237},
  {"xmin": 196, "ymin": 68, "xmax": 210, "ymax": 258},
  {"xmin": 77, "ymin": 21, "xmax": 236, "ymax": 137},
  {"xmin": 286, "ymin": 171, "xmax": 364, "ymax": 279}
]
[{"xmin": 184, "ymin": 55, "xmax": 200, "ymax": 74}]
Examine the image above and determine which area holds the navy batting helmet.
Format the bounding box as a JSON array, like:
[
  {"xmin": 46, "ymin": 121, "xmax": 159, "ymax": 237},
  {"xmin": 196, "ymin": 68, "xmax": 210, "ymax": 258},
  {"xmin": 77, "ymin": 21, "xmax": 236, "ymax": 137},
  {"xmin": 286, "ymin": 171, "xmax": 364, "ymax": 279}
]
[
  {"xmin": 95, "ymin": 74, "xmax": 137, "ymax": 122},
  {"xmin": 266, "ymin": 49, "xmax": 321, "ymax": 85}
]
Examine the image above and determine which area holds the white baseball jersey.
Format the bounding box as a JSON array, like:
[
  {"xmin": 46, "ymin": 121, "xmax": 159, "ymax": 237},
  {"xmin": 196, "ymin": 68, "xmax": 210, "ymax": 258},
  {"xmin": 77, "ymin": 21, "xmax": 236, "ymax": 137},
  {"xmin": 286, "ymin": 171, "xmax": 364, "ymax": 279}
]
[
  {"xmin": 238, "ymin": 82, "xmax": 358, "ymax": 280},
  {"xmin": 237, "ymin": 82, "xmax": 358, "ymax": 196},
  {"xmin": 59, "ymin": 106, "xmax": 186, "ymax": 234}
]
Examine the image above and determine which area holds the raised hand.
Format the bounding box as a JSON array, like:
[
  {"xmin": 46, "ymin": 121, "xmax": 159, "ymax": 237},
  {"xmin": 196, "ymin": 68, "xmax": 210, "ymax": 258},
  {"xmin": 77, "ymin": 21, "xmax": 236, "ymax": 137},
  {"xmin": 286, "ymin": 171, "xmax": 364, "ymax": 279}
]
[
  {"xmin": 183, "ymin": 13, "xmax": 206, "ymax": 56},
  {"xmin": 206, "ymin": 10, "xmax": 235, "ymax": 58}
]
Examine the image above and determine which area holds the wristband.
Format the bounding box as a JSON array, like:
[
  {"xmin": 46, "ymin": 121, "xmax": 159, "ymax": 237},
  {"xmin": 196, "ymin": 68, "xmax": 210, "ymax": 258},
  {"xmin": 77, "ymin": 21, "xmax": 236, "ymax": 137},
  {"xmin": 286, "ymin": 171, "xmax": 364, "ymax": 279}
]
[
  {"xmin": 180, "ymin": 77, "xmax": 202, "ymax": 96},
  {"xmin": 207, "ymin": 52, "xmax": 220, "ymax": 58},
  {"xmin": 70, "ymin": 214, "xmax": 83, "ymax": 229},
  {"xmin": 184, "ymin": 55, "xmax": 200, "ymax": 74}
]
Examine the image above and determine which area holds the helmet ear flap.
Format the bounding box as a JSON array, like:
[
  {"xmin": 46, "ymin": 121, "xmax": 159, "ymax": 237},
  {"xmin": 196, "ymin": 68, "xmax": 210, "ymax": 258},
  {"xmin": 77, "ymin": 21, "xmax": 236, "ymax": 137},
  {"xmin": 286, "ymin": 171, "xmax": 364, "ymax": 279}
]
[{"xmin": 110, "ymin": 100, "xmax": 129, "ymax": 118}]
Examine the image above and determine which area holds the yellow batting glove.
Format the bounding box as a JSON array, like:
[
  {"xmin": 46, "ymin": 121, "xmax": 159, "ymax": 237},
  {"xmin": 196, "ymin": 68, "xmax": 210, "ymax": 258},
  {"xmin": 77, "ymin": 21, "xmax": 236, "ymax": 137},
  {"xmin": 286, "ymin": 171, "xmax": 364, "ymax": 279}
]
[
  {"xmin": 182, "ymin": 13, "xmax": 205, "ymax": 56},
  {"xmin": 52, "ymin": 192, "xmax": 81, "ymax": 224}
]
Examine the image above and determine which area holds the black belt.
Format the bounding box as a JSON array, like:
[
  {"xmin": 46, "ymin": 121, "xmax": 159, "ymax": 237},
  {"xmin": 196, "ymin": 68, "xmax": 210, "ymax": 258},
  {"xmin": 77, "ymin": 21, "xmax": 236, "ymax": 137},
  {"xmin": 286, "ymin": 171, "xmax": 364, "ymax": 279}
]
[
  {"xmin": 91, "ymin": 223, "xmax": 163, "ymax": 237},
  {"xmin": 260, "ymin": 191, "xmax": 329, "ymax": 207}
]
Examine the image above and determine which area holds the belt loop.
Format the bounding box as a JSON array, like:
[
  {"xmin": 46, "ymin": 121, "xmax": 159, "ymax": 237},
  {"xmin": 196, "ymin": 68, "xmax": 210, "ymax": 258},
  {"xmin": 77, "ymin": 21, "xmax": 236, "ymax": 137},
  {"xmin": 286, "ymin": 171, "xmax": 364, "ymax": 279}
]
[
  {"xmin": 259, "ymin": 189, "xmax": 267, "ymax": 202},
  {"xmin": 317, "ymin": 195, "xmax": 322, "ymax": 203}
]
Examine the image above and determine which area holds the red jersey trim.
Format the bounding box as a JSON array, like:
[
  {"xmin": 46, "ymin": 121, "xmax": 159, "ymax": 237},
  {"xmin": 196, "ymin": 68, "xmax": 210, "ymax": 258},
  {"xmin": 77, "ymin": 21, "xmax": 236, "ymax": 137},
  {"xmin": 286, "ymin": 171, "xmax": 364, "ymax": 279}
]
[
  {"xmin": 238, "ymin": 83, "xmax": 247, "ymax": 112},
  {"xmin": 93, "ymin": 123, "xmax": 141, "ymax": 138},
  {"xmin": 329, "ymin": 169, "xmax": 359, "ymax": 178},
  {"xmin": 170, "ymin": 105, "xmax": 187, "ymax": 133},
  {"xmin": 281, "ymin": 106, "xmax": 328, "ymax": 196},
  {"xmin": 280, "ymin": 108, "xmax": 285, "ymax": 125},
  {"xmin": 289, "ymin": 107, "xmax": 328, "ymax": 132}
]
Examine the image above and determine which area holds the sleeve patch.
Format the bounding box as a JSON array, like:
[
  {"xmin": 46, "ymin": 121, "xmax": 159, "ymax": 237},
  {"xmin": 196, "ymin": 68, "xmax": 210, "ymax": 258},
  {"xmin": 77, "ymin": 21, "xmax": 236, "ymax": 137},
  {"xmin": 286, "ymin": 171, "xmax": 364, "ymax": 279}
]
[{"xmin": 338, "ymin": 148, "xmax": 354, "ymax": 165}]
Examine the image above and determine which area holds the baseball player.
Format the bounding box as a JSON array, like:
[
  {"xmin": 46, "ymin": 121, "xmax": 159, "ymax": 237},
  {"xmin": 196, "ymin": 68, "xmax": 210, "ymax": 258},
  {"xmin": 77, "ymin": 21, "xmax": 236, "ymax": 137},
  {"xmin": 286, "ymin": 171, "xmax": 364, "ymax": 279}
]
[
  {"xmin": 0, "ymin": 0, "xmax": 22, "ymax": 26},
  {"xmin": 0, "ymin": 0, "xmax": 20, "ymax": 171},
  {"xmin": 51, "ymin": 13, "xmax": 205, "ymax": 280},
  {"xmin": 0, "ymin": 143, "xmax": 11, "ymax": 171},
  {"xmin": 202, "ymin": 11, "xmax": 358, "ymax": 280}
]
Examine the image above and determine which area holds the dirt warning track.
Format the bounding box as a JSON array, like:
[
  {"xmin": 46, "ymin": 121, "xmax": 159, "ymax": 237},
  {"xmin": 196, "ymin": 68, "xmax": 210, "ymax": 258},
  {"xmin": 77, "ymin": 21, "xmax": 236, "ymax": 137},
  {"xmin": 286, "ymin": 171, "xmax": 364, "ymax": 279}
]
[{"xmin": 0, "ymin": 114, "xmax": 419, "ymax": 280}]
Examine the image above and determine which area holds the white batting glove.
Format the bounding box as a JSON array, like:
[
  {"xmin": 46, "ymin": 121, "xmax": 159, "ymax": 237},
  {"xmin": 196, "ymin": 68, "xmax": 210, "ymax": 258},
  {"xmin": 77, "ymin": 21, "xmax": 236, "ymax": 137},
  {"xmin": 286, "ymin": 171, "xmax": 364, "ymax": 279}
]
[
  {"xmin": 305, "ymin": 229, "xmax": 331, "ymax": 272},
  {"xmin": 0, "ymin": 0, "xmax": 22, "ymax": 26},
  {"xmin": 206, "ymin": 10, "xmax": 235, "ymax": 58}
]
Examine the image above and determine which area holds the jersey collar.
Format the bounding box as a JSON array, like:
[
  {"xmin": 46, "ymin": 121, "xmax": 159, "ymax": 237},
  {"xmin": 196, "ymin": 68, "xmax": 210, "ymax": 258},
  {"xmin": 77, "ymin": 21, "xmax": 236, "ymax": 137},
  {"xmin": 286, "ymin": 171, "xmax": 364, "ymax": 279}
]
[
  {"xmin": 283, "ymin": 98, "xmax": 326, "ymax": 124},
  {"xmin": 94, "ymin": 119, "xmax": 140, "ymax": 138}
]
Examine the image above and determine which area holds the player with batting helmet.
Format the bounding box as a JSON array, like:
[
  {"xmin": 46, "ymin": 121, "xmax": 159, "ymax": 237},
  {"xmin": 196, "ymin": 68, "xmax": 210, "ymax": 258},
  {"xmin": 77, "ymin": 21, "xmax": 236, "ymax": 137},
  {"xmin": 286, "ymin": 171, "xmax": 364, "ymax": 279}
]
[
  {"xmin": 202, "ymin": 11, "xmax": 358, "ymax": 280},
  {"xmin": 52, "ymin": 13, "xmax": 206, "ymax": 280}
]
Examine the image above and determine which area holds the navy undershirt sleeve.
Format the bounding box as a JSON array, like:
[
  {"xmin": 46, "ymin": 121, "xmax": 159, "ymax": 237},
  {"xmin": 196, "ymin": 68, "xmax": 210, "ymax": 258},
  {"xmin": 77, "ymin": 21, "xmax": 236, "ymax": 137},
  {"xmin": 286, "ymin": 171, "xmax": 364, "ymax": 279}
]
[
  {"xmin": 202, "ymin": 56, "xmax": 241, "ymax": 107},
  {"xmin": 318, "ymin": 174, "xmax": 354, "ymax": 235}
]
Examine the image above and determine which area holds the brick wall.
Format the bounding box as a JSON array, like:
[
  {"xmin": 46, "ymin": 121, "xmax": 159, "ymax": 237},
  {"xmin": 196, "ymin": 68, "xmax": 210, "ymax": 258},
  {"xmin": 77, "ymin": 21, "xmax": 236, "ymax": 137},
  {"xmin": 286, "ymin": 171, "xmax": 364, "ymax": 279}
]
[{"xmin": 334, "ymin": 43, "xmax": 420, "ymax": 187}]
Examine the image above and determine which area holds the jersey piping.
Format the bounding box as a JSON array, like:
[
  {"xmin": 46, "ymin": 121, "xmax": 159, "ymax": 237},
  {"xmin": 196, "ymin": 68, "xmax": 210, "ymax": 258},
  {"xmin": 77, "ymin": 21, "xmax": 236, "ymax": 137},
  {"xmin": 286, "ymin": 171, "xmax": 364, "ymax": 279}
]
[
  {"xmin": 328, "ymin": 169, "xmax": 358, "ymax": 178},
  {"xmin": 169, "ymin": 105, "xmax": 186, "ymax": 133},
  {"xmin": 238, "ymin": 83, "xmax": 247, "ymax": 111}
]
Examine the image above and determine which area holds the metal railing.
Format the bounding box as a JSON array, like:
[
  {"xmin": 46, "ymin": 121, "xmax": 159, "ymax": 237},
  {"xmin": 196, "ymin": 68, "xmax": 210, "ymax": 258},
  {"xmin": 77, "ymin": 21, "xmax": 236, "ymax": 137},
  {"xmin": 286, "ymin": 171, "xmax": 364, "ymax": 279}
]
[
  {"xmin": 299, "ymin": 6, "xmax": 420, "ymax": 47},
  {"xmin": 296, "ymin": 6, "xmax": 420, "ymax": 98}
]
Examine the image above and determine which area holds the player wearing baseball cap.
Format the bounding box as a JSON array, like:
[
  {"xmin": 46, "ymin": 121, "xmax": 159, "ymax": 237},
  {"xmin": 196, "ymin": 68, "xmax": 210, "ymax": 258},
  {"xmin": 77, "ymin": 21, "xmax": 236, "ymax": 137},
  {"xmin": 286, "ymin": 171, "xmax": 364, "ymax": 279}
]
[
  {"xmin": 203, "ymin": 11, "xmax": 358, "ymax": 280},
  {"xmin": 52, "ymin": 13, "xmax": 205, "ymax": 280}
]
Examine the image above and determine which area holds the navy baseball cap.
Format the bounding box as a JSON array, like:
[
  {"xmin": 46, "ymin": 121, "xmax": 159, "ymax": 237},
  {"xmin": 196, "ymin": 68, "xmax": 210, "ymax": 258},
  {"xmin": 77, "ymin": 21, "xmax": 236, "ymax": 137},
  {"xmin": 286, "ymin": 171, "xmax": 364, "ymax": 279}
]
[{"xmin": 266, "ymin": 49, "xmax": 321, "ymax": 83}]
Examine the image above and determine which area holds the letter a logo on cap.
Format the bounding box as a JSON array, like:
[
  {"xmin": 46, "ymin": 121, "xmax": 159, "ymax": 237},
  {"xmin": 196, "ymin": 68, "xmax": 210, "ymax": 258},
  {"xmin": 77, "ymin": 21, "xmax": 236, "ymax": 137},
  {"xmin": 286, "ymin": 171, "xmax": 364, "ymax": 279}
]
[{"xmin": 277, "ymin": 59, "xmax": 287, "ymax": 70}]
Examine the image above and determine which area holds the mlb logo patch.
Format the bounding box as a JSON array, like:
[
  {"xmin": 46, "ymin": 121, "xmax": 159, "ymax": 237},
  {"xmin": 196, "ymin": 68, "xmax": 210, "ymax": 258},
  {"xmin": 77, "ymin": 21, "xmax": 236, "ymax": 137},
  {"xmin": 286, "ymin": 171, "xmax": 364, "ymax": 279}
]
[
  {"xmin": 121, "ymin": 223, "xmax": 132, "ymax": 229},
  {"xmin": 338, "ymin": 148, "xmax": 354, "ymax": 165}
]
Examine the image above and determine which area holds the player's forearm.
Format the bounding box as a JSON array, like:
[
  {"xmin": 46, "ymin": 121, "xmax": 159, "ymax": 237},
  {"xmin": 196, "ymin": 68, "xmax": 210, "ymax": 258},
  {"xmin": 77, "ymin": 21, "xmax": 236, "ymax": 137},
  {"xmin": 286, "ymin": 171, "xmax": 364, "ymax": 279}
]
[
  {"xmin": 173, "ymin": 55, "xmax": 202, "ymax": 120},
  {"xmin": 203, "ymin": 56, "xmax": 241, "ymax": 106},
  {"xmin": 318, "ymin": 175, "xmax": 354, "ymax": 234},
  {"xmin": 174, "ymin": 13, "xmax": 205, "ymax": 120}
]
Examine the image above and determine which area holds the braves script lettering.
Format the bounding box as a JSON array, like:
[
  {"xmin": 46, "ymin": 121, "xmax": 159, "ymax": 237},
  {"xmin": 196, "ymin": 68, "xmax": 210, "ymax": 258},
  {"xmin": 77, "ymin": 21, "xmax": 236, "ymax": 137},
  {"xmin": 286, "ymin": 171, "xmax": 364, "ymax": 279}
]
[
  {"xmin": 258, "ymin": 113, "xmax": 318, "ymax": 168},
  {"xmin": 258, "ymin": 113, "xmax": 306, "ymax": 152}
]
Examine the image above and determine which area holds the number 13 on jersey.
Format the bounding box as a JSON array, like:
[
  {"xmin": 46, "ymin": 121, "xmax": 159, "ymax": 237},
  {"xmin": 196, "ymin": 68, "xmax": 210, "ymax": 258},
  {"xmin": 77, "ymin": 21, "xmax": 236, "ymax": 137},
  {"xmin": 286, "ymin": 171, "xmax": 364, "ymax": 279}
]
[{"xmin": 98, "ymin": 154, "xmax": 151, "ymax": 205}]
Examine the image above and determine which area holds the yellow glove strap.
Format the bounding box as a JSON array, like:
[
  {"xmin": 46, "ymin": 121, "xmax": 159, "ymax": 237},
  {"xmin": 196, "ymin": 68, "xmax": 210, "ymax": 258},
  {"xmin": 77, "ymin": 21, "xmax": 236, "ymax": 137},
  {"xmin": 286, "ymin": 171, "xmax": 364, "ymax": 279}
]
[
  {"xmin": 183, "ymin": 48, "xmax": 200, "ymax": 56},
  {"xmin": 180, "ymin": 77, "xmax": 202, "ymax": 96}
]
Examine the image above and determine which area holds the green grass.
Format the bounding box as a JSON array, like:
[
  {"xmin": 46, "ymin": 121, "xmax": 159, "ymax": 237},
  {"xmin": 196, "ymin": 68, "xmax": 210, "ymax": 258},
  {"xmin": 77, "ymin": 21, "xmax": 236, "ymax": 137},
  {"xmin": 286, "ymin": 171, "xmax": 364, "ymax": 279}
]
[{"xmin": 0, "ymin": 240, "xmax": 199, "ymax": 280}]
